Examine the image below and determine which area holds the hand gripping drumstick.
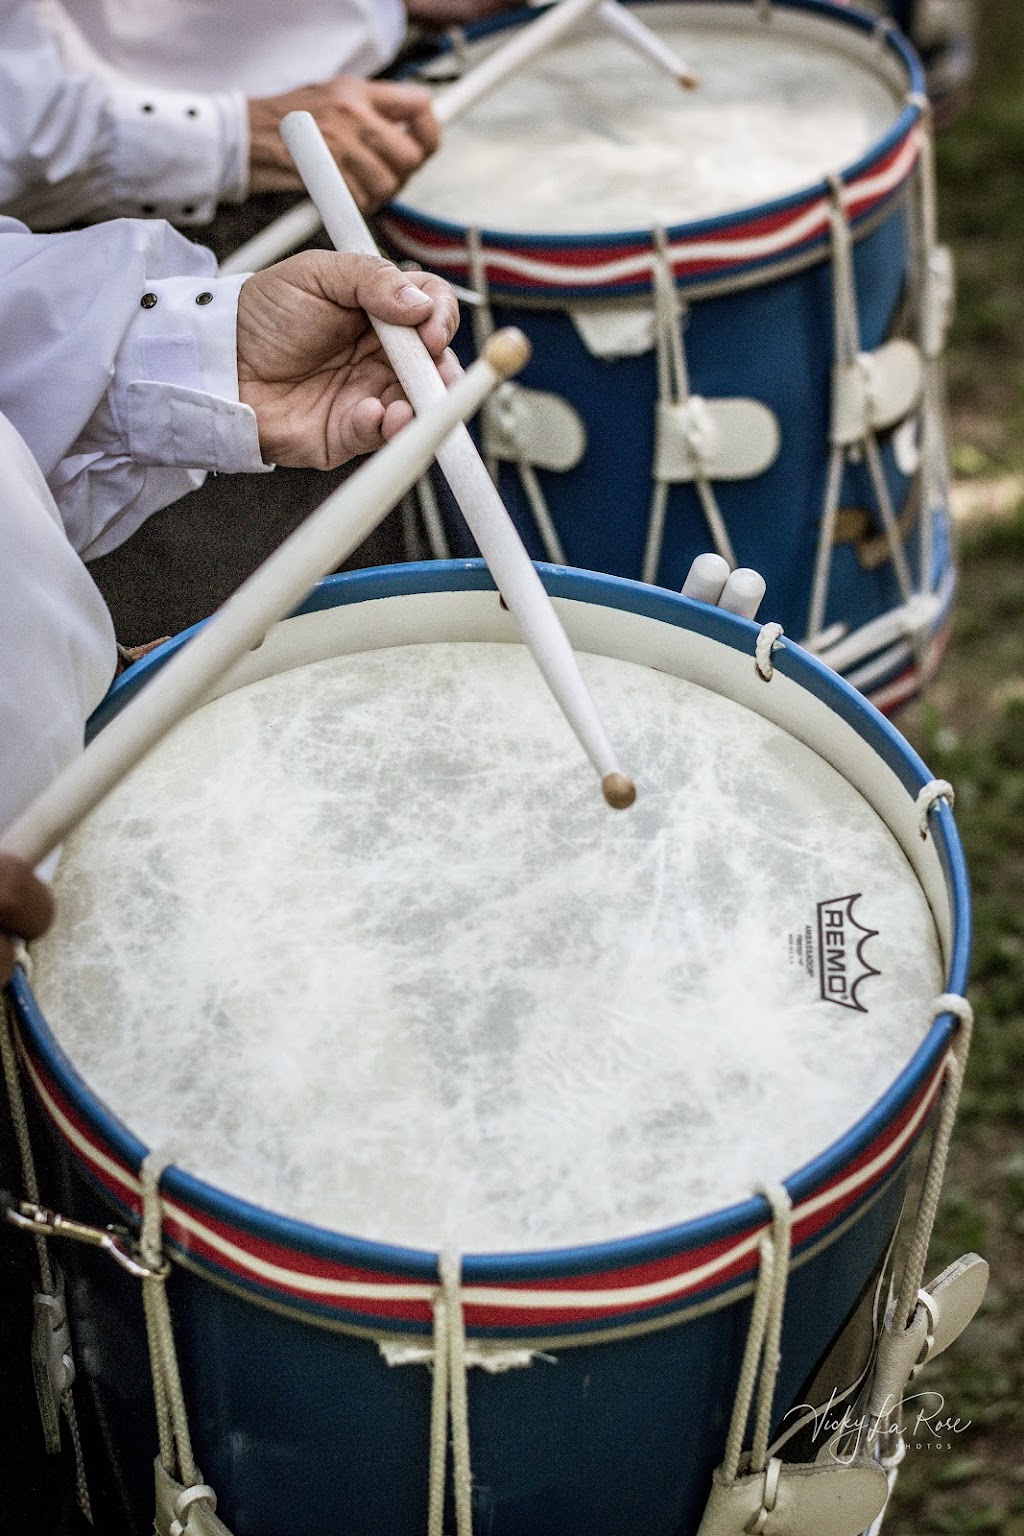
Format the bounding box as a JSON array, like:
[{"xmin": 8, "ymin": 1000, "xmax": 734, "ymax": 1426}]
[
  {"xmin": 220, "ymin": 0, "xmax": 696, "ymax": 277},
  {"xmin": 281, "ymin": 110, "xmax": 635, "ymax": 812},
  {"xmin": 0, "ymin": 335, "xmax": 534, "ymax": 869}
]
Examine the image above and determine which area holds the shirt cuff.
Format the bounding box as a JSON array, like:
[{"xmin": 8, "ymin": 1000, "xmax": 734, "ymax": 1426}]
[
  {"xmin": 111, "ymin": 272, "xmax": 269, "ymax": 473},
  {"xmin": 107, "ymin": 82, "xmax": 248, "ymax": 223}
]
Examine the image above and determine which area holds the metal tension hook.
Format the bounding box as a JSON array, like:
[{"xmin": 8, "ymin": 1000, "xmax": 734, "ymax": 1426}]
[{"xmin": 4, "ymin": 1197, "xmax": 170, "ymax": 1280}]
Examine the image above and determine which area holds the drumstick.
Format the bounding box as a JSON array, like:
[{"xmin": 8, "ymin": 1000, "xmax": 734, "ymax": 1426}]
[
  {"xmin": 281, "ymin": 110, "xmax": 636, "ymax": 811},
  {"xmin": 431, "ymin": 0, "xmax": 604, "ymax": 125},
  {"xmin": 0, "ymin": 336, "xmax": 530, "ymax": 870},
  {"xmin": 598, "ymin": 3, "xmax": 699, "ymax": 90}
]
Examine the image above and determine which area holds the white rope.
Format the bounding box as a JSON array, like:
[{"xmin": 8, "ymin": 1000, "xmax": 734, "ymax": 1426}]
[
  {"xmin": 467, "ymin": 227, "xmax": 565, "ymax": 563},
  {"xmin": 1, "ymin": 993, "xmax": 52, "ymax": 1289},
  {"xmin": 862, "ymin": 429, "xmax": 915, "ymax": 606},
  {"xmin": 427, "ymin": 1291, "xmax": 450, "ymax": 1536},
  {"xmin": 643, "ymin": 231, "xmax": 735, "ymax": 583},
  {"xmin": 517, "ymin": 461, "xmax": 567, "ymax": 564},
  {"xmin": 755, "ymin": 622, "xmax": 784, "ymax": 681},
  {"xmin": 916, "ymin": 779, "xmax": 955, "ymax": 840},
  {"xmin": 140, "ymin": 1152, "xmax": 203, "ymax": 1493},
  {"xmin": 1, "ymin": 992, "xmax": 92, "ymax": 1521},
  {"xmin": 912, "ymin": 94, "xmax": 940, "ymax": 596},
  {"xmin": 427, "ymin": 1251, "xmax": 474, "ymax": 1536},
  {"xmin": 892, "ymin": 994, "xmax": 973, "ymax": 1331},
  {"xmin": 805, "ymin": 445, "xmax": 846, "ymax": 643},
  {"xmin": 720, "ymin": 1183, "xmax": 792, "ymax": 1483},
  {"xmin": 415, "ymin": 475, "xmax": 453, "ymax": 562},
  {"xmin": 750, "ymin": 1185, "xmax": 792, "ymax": 1475}
]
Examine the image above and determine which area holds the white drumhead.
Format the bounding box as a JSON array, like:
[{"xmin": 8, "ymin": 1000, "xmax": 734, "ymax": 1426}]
[
  {"xmin": 401, "ymin": 5, "xmax": 903, "ymax": 233},
  {"xmin": 32, "ymin": 643, "xmax": 942, "ymax": 1252}
]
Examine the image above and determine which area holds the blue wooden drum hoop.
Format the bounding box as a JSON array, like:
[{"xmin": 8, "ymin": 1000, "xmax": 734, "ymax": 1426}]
[
  {"xmin": 383, "ymin": 1, "xmax": 953, "ymax": 715},
  {"xmin": 9, "ymin": 563, "xmax": 970, "ymax": 1536}
]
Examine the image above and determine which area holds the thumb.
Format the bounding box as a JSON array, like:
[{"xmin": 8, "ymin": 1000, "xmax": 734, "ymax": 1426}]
[{"xmin": 308, "ymin": 251, "xmax": 435, "ymax": 327}]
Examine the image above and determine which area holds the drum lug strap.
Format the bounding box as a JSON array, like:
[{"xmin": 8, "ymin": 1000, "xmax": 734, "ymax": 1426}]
[
  {"xmin": 483, "ymin": 380, "xmax": 587, "ymax": 473},
  {"xmin": 654, "ymin": 397, "xmax": 780, "ymax": 484},
  {"xmin": 30, "ymin": 1271, "xmax": 75, "ymax": 1456},
  {"xmin": 923, "ymin": 247, "xmax": 956, "ymax": 361},
  {"xmin": 866, "ymin": 1253, "xmax": 988, "ymax": 1422},
  {"xmin": 155, "ymin": 1462, "xmax": 236, "ymax": 1536},
  {"xmin": 829, "ymin": 342, "xmax": 924, "ymax": 448},
  {"xmin": 697, "ymin": 1457, "xmax": 889, "ymax": 1536}
]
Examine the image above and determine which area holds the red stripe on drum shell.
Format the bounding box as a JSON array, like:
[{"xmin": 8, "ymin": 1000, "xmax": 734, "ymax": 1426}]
[
  {"xmin": 17, "ymin": 1022, "xmax": 949, "ymax": 1331},
  {"xmin": 381, "ymin": 127, "xmax": 921, "ymax": 295}
]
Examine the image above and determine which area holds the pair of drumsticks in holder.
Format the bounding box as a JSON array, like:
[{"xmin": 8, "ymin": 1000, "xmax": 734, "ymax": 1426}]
[{"xmin": 3, "ymin": 0, "xmax": 706, "ymax": 867}]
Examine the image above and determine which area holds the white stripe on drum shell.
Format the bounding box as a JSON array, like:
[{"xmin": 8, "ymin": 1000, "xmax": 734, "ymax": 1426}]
[
  {"xmin": 20, "ymin": 1035, "xmax": 947, "ymax": 1315},
  {"xmin": 382, "ymin": 131, "xmax": 921, "ymax": 291}
]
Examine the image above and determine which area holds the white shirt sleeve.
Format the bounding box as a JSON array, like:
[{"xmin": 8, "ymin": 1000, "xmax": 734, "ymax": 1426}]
[
  {"xmin": 0, "ymin": 410, "xmax": 117, "ymax": 838},
  {"xmin": 0, "ymin": 216, "xmax": 269, "ymax": 562},
  {"xmin": 0, "ymin": 0, "xmax": 248, "ymax": 228}
]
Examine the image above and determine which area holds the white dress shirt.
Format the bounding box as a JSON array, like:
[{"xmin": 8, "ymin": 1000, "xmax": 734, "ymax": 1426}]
[
  {"xmin": 0, "ymin": 408, "xmax": 117, "ymax": 836},
  {"xmin": 0, "ymin": 0, "xmax": 407, "ymax": 229},
  {"xmin": 0, "ymin": 214, "xmax": 267, "ymax": 558}
]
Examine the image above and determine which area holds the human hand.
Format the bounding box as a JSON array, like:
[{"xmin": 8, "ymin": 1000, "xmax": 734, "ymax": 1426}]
[
  {"xmin": 406, "ymin": 0, "xmax": 520, "ymax": 22},
  {"xmin": 236, "ymin": 250, "xmax": 461, "ymax": 468},
  {"xmin": 0, "ymin": 854, "xmax": 54, "ymax": 988},
  {"xmin": 247, "ymin": 78, "xmax": 439, "ymax": 211}
]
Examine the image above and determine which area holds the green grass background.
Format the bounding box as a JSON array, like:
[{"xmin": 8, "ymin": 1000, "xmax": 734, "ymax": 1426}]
[{"xmin": 888, "ymin": 1, "xmax": 1024, "ymax": 1527}]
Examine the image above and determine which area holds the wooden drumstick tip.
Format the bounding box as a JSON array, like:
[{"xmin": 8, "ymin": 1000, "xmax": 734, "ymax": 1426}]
[
  {"xmin": 483, "ymin": 328, "xmax": 532, "ymax": 380},
  {"xmin": 602, "ymin": 772, "xmax": 637, "ymax": 810},
  {"xmin": 678, "ymin": 71, "xmax": 700, "ymax": 90}
]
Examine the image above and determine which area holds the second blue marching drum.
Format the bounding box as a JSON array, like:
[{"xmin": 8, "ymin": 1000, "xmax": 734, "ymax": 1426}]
[{"xmin": 385, "ymin": 0, "xmax": 957, "ymax": 712}]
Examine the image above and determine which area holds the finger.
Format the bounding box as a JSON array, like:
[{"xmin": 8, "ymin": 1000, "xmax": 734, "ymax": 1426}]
[
  {"xmin": 436, "ymin": 347, "xmax": 463, "ymax": 388},
  {"xmin": 338, "ymin": 140, "xmax": 403, "ymax": 212},
  {"xmin": 366, "ymin": 82, "xmax": 441, "ymax": 156},
  {"xmin": 335, "ymin": 396, "xmax": 388, "ymax": 461},
  {"xmin": 413, "ymin": 273, "xmax": 460, "ymax": 357},
  {"xmin": 349, "ymin": 256, "xmax": 442, "ymax": 330},
  {"xmin": 0, "ymin": 854, "xmax": 55, "ymax": 942},
  {"xmin": 358, "ymin": 109, "xmax": 432, "ymax": 182},
  {"xmin": 380, "ymin": 399, "xmax": 416, "ymax": 441}
]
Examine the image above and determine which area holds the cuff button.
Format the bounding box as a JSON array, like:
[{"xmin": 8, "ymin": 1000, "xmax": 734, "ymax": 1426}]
[
  {"xmin": 140, "ymin": 292, "xmax": 158, "ymax": 309},
  {"xmin": 195, "ymin": 291, "xmax": 214, "ymax": 306}
]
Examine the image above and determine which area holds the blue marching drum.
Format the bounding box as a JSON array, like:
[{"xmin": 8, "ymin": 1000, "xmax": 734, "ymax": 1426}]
[
  {"xmin": 384, "ymin": 0, "xmax": 958, "ymax": 712},
  {"xmin": 9, "ymin": 563, "xmax": 972, "ymax": 1535}
]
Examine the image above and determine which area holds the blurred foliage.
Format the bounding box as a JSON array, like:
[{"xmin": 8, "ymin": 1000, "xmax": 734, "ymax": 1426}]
[{"xmin": 939, "ymin": 0, "xmax": 1024, "ymax": 466}]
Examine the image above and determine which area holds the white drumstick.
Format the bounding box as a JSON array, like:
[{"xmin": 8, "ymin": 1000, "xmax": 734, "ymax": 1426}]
[
  {"xmin": 433, "ymin": 0, "xmax": 604, "ymax": 125},
  {"xmin": 718, "ymin": 568, "xmax": 767, "ymax": 621},
  {"xmin": 220, "ymin": 199, "xmax": 326, "ymax": 277},
  {"xmin": 598, "ymin": 3, "xmax": 699, "ymax": 89},
  {"xmin": 1, "ymin": 335, "xmax": 529, "ymax": 869},
  {"xmin": 681, "ymin": 552, "xmax": 730, "ymax": 606},
  {"xmin": 281, "ymin": 110, "xmax": 636, "ymax": 811}
]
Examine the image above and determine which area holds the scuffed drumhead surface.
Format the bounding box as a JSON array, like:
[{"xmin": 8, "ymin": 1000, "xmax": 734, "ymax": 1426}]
[
  {"xmin": 400, "ymin": 8, "xmax": 900, "ymax": 233},
  {"xmin": 32, "ymin": 644, "xmax": 941, "ymax": 1252}
]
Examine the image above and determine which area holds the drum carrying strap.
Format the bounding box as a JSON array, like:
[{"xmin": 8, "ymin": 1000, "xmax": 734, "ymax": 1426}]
[
  {"xmin": 696, "ymin": 1185, "xmax": 891, "ymax": 1536},
  {"xmin": 1, "ymin": 978, "xmax": 93, "ymax": 1523},
  {"xmin": 140, "ymin": 1154, "xmax": 236, "ymax": 1536}
]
